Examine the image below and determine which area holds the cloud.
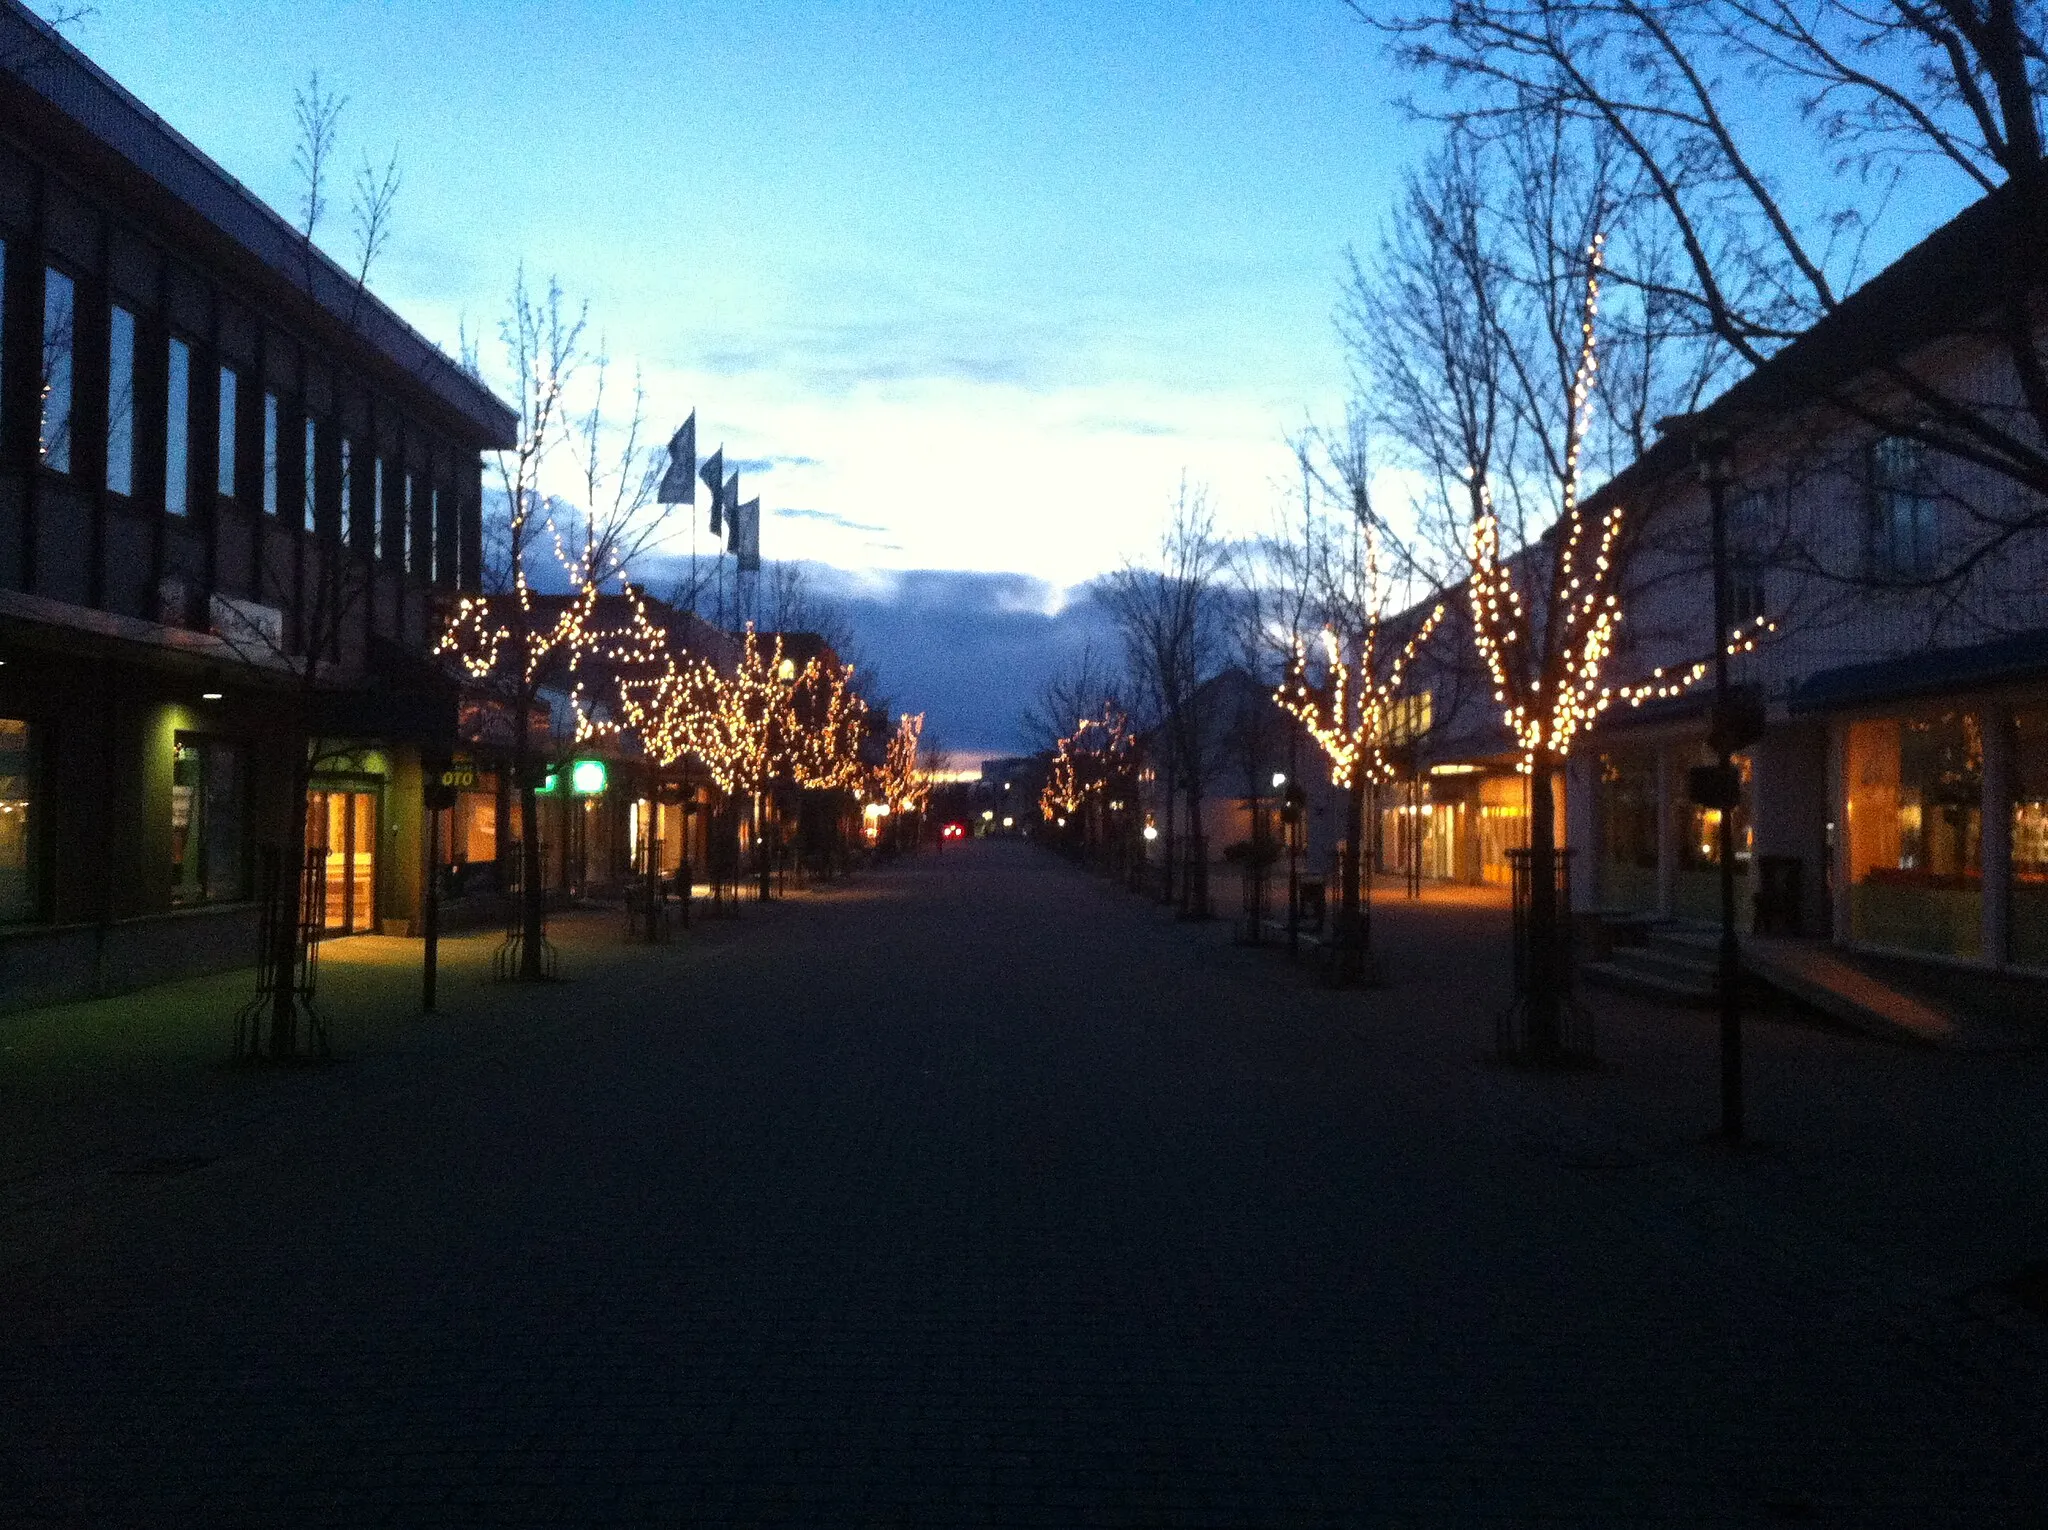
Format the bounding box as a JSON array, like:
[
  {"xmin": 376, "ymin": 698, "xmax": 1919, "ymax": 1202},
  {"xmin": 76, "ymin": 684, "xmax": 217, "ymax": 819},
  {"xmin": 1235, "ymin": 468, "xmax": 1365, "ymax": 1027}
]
[
  {"xmin": 772, "ymin": 506, "xmax": 887, "ymax": 534},
  {"xmin": 809, "ymin": 567, "xmax": 1122, "ymax": 758},
  {"xmin": 726, "ymin": 453, "xmax": 822, "ymax": 474},
  {"xmin": 689, "ymin": 270, "xmax": 1095, "ymax": 396}
]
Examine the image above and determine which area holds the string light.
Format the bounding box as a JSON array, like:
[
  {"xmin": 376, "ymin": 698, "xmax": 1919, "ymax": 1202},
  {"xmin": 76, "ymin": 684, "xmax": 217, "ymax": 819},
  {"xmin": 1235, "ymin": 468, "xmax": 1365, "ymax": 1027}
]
[
  {"xmin": 1460, "ymin": 234, "xmax": 1771, "ymax": 773},
  {"xmin": 1275, "ymin": 521, "xmax": 1445, "ymax": 791}
]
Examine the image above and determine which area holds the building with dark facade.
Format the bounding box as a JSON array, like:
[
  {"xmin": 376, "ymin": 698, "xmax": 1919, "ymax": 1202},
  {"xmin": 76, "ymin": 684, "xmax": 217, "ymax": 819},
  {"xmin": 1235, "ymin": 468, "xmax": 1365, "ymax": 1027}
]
[{"xmin": 0, "ymin": 3, "xmax": 515, "ymax": 1009}]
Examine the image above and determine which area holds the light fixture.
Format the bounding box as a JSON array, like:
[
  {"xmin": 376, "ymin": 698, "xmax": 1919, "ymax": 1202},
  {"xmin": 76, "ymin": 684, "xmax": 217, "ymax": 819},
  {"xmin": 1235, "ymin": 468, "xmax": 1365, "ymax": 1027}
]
[
  {"xmin": 201, "ymin": 691, "xmax": 223, "ymax": 701},
  {"xmin": 1428, "ymin": 763, "xmax": 1479, "ymax": 776},
  {"xmin": 1001, "ymin": 816, "xmax": 1013, "ymax": 828},
  {"xmin": 570, "ymin": 759, "xmax": 609, "ymax": 795},
  {"xmin": 1271, "ymin": 771, "xmax": 1287, "ymax": 788},
  {"xmin": 1142, "ymin": 825, "xmax": 1159, "ymax": 842}
]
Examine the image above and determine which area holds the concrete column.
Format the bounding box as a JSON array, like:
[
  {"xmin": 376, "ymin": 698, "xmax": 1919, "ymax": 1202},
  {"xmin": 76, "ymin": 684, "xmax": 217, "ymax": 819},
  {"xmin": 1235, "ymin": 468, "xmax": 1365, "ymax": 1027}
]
[
  {"xmin": 1826, "ymin": 720, "xmax": 1851, "ymax": 945},
  {"xmin": 1565, "ymin": 752, "xmax": 1600, "ymax": 909},
  {"xmin": 1981, "ymin": 703, "xmax": 2013, "ymax": 970},
  {"xmin": 1748, "ymin": 722, "xmax": 1830, "ymax": 936},
  {"xmin": 1655, "ymin": 745, "xmax": 1680, "ymax": 918}
]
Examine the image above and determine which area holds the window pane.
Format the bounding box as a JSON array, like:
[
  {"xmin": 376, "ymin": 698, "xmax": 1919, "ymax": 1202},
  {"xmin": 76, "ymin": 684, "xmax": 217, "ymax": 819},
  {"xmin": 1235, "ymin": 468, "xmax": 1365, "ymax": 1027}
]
[
  {"xmin": 166, "ymin": 338, "xmax": 190, "ymax": 515},
  {"xmin": 304, "ymin": 418, "xmax": 317, "ymax": 533},
  {"xmin": 107, "ymin": 305, "xmax": 135, "ymax": 495},
  {"xmin": 2013, "ymin": 711, "xmax": 2048, "ymax": 969},
  {"xmin": 40, "ymin": 269, "xmax": 74, "ymax": 473},
  {"xmin": 372, "ymin": 457, "xmax": 384, "ymax": 558},
  {"xmin": 429, "ymin": 486, "xmax": 441, "ymax": 583},
  {"xmin": 0, "ymin": 718, "xmax": 34, "ymax": 923},
  {"xmin": 403, "ymin": 474, "xmax": 415, "ymax": 573},
  {"xmin": 262, "ymin": 393, "xmax": 279, "ymax": 515},
  {"xmin": 340, "ymin": 438, "xmax": 353, "ymax": 544},
  {"xmin": 172, "ymin": 736, "xmax": 245, "ymax": 905},
  {"xmin": 1846, "ymin": 712, "xmax": 1982, "ymax": 958},
  {"xmin": 217, "ymin": 368, "xmax": 237, "ymax": 498}
]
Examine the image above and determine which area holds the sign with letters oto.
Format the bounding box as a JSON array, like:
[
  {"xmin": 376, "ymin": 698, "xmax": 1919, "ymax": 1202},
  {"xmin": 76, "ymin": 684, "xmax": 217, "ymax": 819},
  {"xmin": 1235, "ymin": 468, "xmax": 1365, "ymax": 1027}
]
[{"xmin": 422, "ymin": 756, "xmax": 475, "ymax": 811}]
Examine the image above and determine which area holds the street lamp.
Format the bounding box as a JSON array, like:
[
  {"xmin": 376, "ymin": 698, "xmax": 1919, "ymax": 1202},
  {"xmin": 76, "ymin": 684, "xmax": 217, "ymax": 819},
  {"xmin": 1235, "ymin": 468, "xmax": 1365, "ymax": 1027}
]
[{"xmin": 1693, "ymin": 427, "xmax": 1746, "ymax": 1144}]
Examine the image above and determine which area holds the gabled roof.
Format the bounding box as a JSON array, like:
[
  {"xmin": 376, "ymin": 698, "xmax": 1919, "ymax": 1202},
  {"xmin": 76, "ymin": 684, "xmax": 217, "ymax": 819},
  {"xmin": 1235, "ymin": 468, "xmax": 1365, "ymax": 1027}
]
[
  {"xmin": 1585, "ymin": 162, "xmax": 2048, "ymax": 515},
  {"xmin": 0, "ymin": 0, "xmax": 516, "ymax": 447}
]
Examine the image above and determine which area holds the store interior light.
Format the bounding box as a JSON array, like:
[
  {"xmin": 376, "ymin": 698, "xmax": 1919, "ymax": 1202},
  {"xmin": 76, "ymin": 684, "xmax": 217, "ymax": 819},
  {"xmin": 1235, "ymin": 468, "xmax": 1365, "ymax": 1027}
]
[{"xmin": 1429, "ymin": 763, "xmax": 1480, "ymax": 776}]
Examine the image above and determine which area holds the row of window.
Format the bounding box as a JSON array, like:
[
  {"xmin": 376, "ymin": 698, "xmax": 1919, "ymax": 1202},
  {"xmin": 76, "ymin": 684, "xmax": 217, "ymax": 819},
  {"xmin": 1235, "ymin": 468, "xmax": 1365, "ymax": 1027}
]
[
  {"xmin": 1716, "ymin": 438, "xmax": 1941, "ymax": 614},
  {"xmin": 10, "ymin": 238, "xmax": 453, "ymax": 581}
]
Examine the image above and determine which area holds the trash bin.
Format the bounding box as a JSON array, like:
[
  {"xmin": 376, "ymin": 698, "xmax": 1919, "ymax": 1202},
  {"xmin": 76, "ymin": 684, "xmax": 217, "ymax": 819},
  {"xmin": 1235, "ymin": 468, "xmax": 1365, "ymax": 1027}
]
[
  {"xmin": 1296, "ymin": 875, "xmax": 1326, "ymax": 932},
  {"xmin": 1756, "ymin": 855, "xmax": 1804, "ymax": 936}
]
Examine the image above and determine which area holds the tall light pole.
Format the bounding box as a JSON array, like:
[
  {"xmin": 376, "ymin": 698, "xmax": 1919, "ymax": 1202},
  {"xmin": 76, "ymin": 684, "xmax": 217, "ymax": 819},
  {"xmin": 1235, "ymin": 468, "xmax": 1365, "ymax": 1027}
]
[{"xmin": 1694, "ymin": 429, "xmax": 1744, "ymax": 1144}]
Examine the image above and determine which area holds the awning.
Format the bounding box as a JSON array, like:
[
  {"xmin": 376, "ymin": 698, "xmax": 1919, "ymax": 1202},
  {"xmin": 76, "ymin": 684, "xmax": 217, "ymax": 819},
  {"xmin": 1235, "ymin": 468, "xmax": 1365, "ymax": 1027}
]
[{"xmin": 1789, "ymin": 628, "xmax": 2048, "ymax": 713}]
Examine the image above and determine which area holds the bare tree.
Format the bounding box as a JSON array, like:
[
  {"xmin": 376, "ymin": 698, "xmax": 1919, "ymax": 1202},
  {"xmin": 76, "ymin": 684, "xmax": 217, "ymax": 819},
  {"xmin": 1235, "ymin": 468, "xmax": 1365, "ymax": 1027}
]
[
  {"xmin": 1369, "ymin": 0, "xmax": 2048, "ymax": 590},
  {"xmin": 1102, "ymin": 484, "xmax": 1229, "ymax": 917},
  {"xmin": 445, "ymin": 272, "xmax": 586, "ymax": 981},
  {"xmin": 1359, "ymin": 116, "xmax": 1726, "ymax": 1053}
]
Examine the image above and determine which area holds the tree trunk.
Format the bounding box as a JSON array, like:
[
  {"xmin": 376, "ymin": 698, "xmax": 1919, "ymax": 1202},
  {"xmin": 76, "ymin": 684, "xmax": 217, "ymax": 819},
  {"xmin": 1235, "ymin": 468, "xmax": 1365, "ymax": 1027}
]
[
  {"xmin": 1525, "ymin": 760, "xmax": 1562, "ymax": 1057},
  {"xmin": 1159, "ymin": 758, "xmax": 1178, "ymax": 904},
  {"xmin": 1332, "ymin": 770, "xmax": 1367, "ymax": 986},
  {"xmin": 518, "ymin": 780, "xmax": 544, "ymax": 979},
  {"xmin": 269, "ymin": 749, "xmax": 313, "ymax": 1058},
  {"xmin": 1182, "ymin": 777, "xmax": 1208, "ymax": 919}
]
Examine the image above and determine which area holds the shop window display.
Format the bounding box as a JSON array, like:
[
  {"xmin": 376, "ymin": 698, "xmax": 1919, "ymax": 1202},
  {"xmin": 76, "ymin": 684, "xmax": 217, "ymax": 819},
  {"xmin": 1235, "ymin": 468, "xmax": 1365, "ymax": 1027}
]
[
  {"xmin": 2012, "ymin": 709, "xmax": 2048, "ymax": 969},
  {"xmin": 0, "ymin": 719, "xmax": 36, "ymax": 922},
  {"xmin": 1845, "ymin": 712, "xmax": 1981, "ymax": 958},
  {"xmin": 1597, "ymin": 752, "xmax": 1658, "ymax": 911},
  {"xmin": 171, "ymin": 736, "xmax": 247, "ymax": 905}
]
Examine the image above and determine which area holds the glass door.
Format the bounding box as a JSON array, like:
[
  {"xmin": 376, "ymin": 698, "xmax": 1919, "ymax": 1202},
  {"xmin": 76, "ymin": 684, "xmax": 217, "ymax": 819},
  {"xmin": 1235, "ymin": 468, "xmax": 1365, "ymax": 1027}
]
[{"xmin": 305, "ymin": 789, "xmax": 379, "ymax": 935}]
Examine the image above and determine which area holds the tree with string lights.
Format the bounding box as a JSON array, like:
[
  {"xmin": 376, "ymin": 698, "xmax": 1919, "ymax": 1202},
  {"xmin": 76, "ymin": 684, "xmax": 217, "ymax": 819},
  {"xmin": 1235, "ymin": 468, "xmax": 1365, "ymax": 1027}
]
[
  {"xmin": 440, "ymin": 275, "xmax": 680, "ymax": 978},
  {"xmin": 1276, "ymin": 522, "xmax": 1446, "ymax": 987}
]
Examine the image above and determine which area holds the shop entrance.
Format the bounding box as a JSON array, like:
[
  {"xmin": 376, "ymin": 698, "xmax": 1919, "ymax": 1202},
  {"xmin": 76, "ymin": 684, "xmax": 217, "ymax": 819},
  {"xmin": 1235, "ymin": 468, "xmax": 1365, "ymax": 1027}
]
[{"xmin": 306, "ymin": 789, "xmax": 378, "ymax": 935}]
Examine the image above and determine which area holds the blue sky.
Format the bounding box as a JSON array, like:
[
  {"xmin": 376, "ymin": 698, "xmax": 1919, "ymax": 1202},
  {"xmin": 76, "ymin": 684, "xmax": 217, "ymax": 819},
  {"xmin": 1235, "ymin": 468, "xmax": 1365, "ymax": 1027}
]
[
  {"xmin": 73, "ymin": 2, "xmax": 1400, "ymax": 582},
  {"xmin": 68, "ymin": 0, "xmax": 1412, "ymax": 754},
  {"xmin": 56, "ymin": 2, "xmax": 1986, "ymax": 757}
]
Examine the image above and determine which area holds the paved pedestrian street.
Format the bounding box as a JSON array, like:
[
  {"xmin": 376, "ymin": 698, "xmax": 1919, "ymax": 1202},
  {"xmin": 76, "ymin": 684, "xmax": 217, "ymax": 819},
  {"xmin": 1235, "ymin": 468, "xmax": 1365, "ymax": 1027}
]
[{"xmin": 3, "ymin": 841, "xmax": 2046, "ymax": 1527}]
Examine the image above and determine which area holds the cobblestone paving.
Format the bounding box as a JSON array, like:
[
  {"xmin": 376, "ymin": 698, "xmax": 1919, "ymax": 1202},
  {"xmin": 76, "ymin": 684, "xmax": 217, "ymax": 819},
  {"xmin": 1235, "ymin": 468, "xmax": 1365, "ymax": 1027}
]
[{"xmin": 2, "ymin": 843, "xmax": 2045, "ymax": 1526}]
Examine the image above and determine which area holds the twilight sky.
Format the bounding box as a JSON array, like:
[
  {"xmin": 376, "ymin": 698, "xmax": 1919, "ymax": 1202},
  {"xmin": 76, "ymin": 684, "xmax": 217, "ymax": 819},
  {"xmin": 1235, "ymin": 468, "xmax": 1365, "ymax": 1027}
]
[
  {"xmin": 57, "ymin": 2, "xmax": 1975, "ymax": 757},
  {"xmin": 68, "ymin": 0, "xmax": 1414, "ymax": 755}
]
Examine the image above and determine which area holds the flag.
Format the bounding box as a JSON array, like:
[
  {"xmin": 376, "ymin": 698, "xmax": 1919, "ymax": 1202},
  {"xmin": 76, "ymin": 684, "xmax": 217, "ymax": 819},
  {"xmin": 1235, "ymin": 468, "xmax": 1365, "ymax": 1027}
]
[
  {"xmin": 737, "ymin": 498, "xmax": 762, "ymax": 572},
  {"xmin": 700, "ymin": 447, "xmax": 723, "ymax": 535},
  {"xmin": 656, "ymin": 412, "xmax": 696, "ymax": 503},
  {"xmin": 723, "ymin": 473, "xmax": 740, "ymax": 552}
]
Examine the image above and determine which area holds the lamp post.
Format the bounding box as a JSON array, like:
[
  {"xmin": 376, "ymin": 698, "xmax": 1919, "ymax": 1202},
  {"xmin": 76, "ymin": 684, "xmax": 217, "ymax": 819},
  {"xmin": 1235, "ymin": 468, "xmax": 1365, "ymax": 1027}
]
[{"xmin": 1694, "ymin": 429, "xmax": 1745, "ymax": 1144}]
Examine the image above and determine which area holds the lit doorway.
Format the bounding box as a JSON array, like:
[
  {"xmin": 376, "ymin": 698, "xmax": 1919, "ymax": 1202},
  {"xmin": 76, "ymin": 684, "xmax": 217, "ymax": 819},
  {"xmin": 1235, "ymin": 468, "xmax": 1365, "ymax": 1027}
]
[{"xmin": 305, "ymin": 789, "xmax": 378, "ymax": 935}]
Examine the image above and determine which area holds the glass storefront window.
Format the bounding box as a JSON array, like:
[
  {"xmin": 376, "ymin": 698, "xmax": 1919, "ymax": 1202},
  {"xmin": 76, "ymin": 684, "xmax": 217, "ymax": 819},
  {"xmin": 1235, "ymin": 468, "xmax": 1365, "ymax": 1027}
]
[
  {"xmin": 1676, "ymin": 752, "xmax": 1753, "ymax": 923},
  {"xmin": 171, "ymin": 736, "xmax": 247, "ymax": 905},
  {"xmin": 2012, "ymin": 710, "xmax": 2048, "ymax": 970},
  {"xmin": 435, "ymin": 786, "xmax": 499, "ymax": 871},
  {"xmin": 1845, "ymin": 712, "xmax": 1982, "ymax": 958},
  {"xmin": 1598, "ymin": 752, "xmax": 1658, "ymax": 911},
  {"xmin": 0, "ymin": 719, "xmax": 36, "ymax": 922}
]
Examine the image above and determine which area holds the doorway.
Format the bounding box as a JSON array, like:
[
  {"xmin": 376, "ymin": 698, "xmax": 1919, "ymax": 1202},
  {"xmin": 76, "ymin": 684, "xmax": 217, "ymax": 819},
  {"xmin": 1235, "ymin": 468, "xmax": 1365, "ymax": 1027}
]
[{"xmin": 305, "ymin": 788, "xmax": 378, "ymax": 935}]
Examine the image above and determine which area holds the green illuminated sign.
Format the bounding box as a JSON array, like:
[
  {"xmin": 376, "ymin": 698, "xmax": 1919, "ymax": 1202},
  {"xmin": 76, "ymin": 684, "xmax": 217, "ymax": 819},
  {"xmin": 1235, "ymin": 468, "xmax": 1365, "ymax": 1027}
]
[{"xmin": 570, "ymin": 759, "xmax": 608, "ymax": 795}]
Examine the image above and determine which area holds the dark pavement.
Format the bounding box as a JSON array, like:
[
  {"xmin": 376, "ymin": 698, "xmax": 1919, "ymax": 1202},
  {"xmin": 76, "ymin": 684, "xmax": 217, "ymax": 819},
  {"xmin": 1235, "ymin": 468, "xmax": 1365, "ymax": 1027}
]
[{"xmin": 3, "ymin": 840, "xmax": 2046, "ymax": 1526}]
